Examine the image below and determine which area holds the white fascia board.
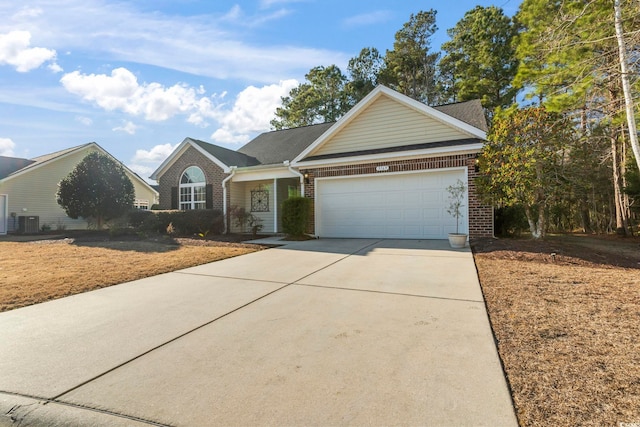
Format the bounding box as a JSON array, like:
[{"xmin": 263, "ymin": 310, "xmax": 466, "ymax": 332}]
[
  {"xmin": 149, "ymin": 139, "xmax": 191, "ymax": 180},
  {"xmin": 232, "ymin": 166, "xmax": 299, "ymax": 182},
  {"xmin": 150, "ymin": 138, "xmax": 231, "ymax": 180},
  {"xmin": 1, "ymin": 143, "xmax": 95, "ymax": 183},
  {"xmin": 292, "ymin": 85, "xmax": 486, "ymax": 163},
  {"xmin": 294, "ymin": 143, "xmax": 484, "ymax": 169}
]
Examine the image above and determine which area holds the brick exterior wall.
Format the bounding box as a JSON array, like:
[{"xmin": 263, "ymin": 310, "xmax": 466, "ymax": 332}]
[
  {"xmin": 157, "ymin": 146, "xmax": 227, "ymax": 210},
  {"xmin": 301, "ymin": 153, "xmax": 494, "ymax": 238}
]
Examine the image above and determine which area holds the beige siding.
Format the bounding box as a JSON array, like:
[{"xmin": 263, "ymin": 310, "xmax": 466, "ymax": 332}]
[
  {"xmin": 310, "ymin": 95, "xmax": 470, "ymax": 157},
  {"xmin": 0, "ymin": 146, "xmax": 159, "ymax": 232},
  {"xmin": 229, "ymin": 182, "xmax": 246, "ymax": 233},
  {"xmin": 244, "ymin": 181, "xmax": 274, "ymax": 233},
  {"xmin": 131, "ymin": 179, "xmax": 158, "ymax": 209}
]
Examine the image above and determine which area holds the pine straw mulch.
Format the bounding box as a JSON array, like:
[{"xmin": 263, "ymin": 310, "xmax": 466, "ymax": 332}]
[
  {"xmin": 472, "ymin": 235, "xmax": 640, "ymax": 427},
  {"xmin": 0, "ymin": 233, "xmax": 264, "ymax": 312}
]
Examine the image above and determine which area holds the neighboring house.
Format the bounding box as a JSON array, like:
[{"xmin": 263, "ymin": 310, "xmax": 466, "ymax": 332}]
[
  {"xmin": 0, "ymin": 143, "xmax": 159, "ymax": 234},
  {"xmin": 151, "ymin": 86, "xmax": 494, "ymax": 239}
]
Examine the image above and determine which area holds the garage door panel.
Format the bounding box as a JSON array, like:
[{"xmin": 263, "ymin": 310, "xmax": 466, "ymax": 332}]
[{"xmin": 317, "ymin": 170, "xmax": 467, "ymax": 239}]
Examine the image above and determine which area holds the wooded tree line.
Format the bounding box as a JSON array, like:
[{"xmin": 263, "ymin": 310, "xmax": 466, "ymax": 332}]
[{"xmin": 272, "ymin": 0, "xmax": 640, "ymax": 238}]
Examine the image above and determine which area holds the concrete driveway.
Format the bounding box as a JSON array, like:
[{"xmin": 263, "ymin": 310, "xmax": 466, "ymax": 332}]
[{"xmin": 0, "ymin": 239, "xmax": 517, "ymax": 426}]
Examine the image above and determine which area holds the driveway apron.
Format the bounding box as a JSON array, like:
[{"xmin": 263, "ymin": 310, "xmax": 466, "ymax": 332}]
[{"xmin": 0, "ymin": 239, "xmax": 517, "ymax": 426}]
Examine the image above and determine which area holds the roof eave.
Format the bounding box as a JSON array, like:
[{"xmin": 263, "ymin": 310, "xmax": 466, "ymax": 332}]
[{"xmin": 293, "ymin": 143, "xmax": 484, "ymax": 168}]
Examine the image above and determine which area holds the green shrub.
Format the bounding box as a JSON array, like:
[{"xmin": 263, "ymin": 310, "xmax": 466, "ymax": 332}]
[
  {"xmin": 128, "ymin": 209, "xmax": 224, "ymax": 236},
  {"xmin": 282, "ymin": 197, "xmax": 312, "ymax": 237},
  {"xmin": 127, "ymin": 209, "xmax": 157, "ymax": 229}
]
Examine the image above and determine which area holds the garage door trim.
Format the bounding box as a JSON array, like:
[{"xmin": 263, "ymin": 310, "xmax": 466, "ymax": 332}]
[{"xmin": 314, "ymin": 166, "xmax": 468, "ymax": 239}]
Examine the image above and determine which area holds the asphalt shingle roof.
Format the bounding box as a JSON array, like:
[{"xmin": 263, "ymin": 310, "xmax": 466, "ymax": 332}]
[
  {"xmin": 187, "ymin": 138, "xmax": 260, "ymax": 167},
  {"xmin": 432, "ymin": 99, "xmax": 488, "ymax": 132},
  {"xmin": 0, "ymin": 144, "xmax": 95, "ymax": 180},
  {"xmin": 237, "ymin": 122, "xmax": 335, "ymax": 166},
  {"xmin": 0, "ymin": 156, "xmax": 35, "ymax": 180}
]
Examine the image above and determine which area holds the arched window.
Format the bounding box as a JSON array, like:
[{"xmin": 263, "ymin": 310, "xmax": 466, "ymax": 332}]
[{"xmin": 179, "ymin": 166, "xmax": 206, "ymax": 210}]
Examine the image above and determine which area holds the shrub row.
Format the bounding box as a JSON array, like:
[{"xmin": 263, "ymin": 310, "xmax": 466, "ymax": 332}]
[{"xmin": 127, "ymin": 209, "xmax": 224, "ymax": 236}]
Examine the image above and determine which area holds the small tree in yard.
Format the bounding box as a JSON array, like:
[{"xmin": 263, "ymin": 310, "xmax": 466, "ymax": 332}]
[
  {"xmin": 446, "ymin": 179, "xmax": 466, "ymax": 235},
  {"xmin": 476, "ymin": 106, "xmax": 573, "ymax": 239},
  {"xmin": 57, "ymin": 151, "xmax": 135, "ymax": 229}
]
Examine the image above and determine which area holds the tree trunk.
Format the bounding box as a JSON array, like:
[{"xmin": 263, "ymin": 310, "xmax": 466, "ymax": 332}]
[
  {"xmin": 614, "ymin": 0, "xmax": 640, "ymax": 173},
  {"xmin": 611, "ymin": 133, "xmax": 630, "ymax": 235},
  {"xmin": 524, "ymin": 205, "xmax": 543, "ymax": 239}
]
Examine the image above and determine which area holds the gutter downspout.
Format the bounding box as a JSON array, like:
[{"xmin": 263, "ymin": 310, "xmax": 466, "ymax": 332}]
[
  {"xmin": 222, "ymin": 166, "xmax": 236, "ymax": 234},
  {"xmin": 285, "ymin": 160, "xmax": 304, "ymax": 197}
]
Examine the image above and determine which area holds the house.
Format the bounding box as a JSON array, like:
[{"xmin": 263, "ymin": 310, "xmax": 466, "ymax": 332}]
[
  {"xmin": 0, "ymin": 143, "xmax": 159, "ymax": 234},
  {"xmin": 151, "ymin": 86, "xmax": 493, "ymax": 239}
]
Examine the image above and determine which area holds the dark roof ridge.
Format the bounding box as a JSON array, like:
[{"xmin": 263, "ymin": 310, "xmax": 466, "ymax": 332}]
[
  {"xmin": 252, "ymin": 122, "xmax": 336, "ymax": 135},
  {"xmin": 432, "ymin": 98, "xmax": 481, "ymax": 108}
]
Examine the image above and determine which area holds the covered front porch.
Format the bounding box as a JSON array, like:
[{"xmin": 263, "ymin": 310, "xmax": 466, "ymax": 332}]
[{"xmin": 227, "ymin": 167, "xmax": 302, "ymax": 234}]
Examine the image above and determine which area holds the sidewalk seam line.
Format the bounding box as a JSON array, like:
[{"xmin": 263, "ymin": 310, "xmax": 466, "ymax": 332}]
[
  {"xmin": 0, "ymin": 390, "xmax": 172, "ymax": 427},
  {"xmin": 48, "ymin": 240, "xmax": 380, "ymax": 403},
  {"xmin": 48, "ymin": 281, "xmax": 291, "ymax": 402},
  {"xmin": 293, "ymin": 282, "xmax": 485, "ymax": 303}
]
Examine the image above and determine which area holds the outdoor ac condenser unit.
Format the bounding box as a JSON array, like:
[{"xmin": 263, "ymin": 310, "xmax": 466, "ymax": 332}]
[{"xmin": 18, "ymin": 216, "xmax": 39, "ymax": 234}]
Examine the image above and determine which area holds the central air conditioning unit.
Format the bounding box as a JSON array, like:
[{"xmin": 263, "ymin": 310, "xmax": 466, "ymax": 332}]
[{"xmin": 18, "ymin": 216, "xmax": 39, "ymax": 234}]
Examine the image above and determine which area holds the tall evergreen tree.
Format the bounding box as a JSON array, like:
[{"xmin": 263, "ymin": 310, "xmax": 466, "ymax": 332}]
[
  {"xmin": 346, "ymin": 47, "xmax": 384, "ymax": 104},
  {"xmin": 380, "ymin": 10, "xmax": 441, "ymax": 104},
  {"xmin": 271, "ymin": 65, "xmax": 351, "ymax": 130},
  {"xmin": 439, "ymin": 6, "xmax": 519, "ymax": 119}
]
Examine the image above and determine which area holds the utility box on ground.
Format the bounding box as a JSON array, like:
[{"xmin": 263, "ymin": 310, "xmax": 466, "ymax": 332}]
[{"xmin": 18, "ymin": 216, "xmax": 39, "ymax": 234}]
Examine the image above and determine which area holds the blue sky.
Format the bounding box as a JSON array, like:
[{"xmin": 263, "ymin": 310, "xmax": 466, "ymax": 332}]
[{"xmin": 0, "ymin": 0, "xmax": 520, "ymax": 182}]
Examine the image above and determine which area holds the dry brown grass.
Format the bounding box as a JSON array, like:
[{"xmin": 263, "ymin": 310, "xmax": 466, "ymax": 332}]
[
  {"xmin": 0, "ymin": 235, "xmax": 263, "ymax": 312},
  {"xmin": 473, "ymin": 235, "xmax": 640, "ymax": 427}
]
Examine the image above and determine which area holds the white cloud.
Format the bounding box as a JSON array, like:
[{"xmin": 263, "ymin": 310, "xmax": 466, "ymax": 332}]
[
  {"xmin": 0, "ymin": 137, "xmax": 16, "ymax": 156},
  {"xmin": 112, "ymin": 120, "xmax": 137, "ymax": 135},
  {"xmin": 127, "ymin": 163, "xmax": 155, "ymax": 182},
  {"xmin": 211, "ymin": 128, "xmax": 251, "ymax": 145},
  {"xmin": 0, "ymin": 30, "xmax": 57, "ymax": 72},
  {"xmin": 343, "ymin": 11, "xmax": 391, "ymax": 28},
  {"xmin": 1, "ymin": 0, "xmax": 348, "ymax": 82},
  {"xmin": 133, "ymin": 143, "xmax": 177, "ymax": 163},
  {"xmin": 75, "ymin": 116, "xmax": 93, "ymax": 126},
  {"xmin": 61, "ymin": 67, "xmax": 203, "ymax": 121},
  {"xmin": 207, "ymin": 79, "xmax": 298, "ymax": 144},
  {"xmin": 11, "ymin": 7, "xmax": 44, "ymax": 20},
  {"xmin": 48, "ymin": 62, "xmax": 63, "ymax": 73},
  {"xmin": 60, "ymin": 66, "xmax": 298, "ymax": 144}
]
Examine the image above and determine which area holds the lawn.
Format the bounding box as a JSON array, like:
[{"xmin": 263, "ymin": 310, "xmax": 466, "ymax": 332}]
[
  {"xmin": 473, "ymin": 234, "xmax": 640, "ymax": 426},
  {"xmin": 0, "ymin": 233, "xmax": 263, "ymax": 312}
]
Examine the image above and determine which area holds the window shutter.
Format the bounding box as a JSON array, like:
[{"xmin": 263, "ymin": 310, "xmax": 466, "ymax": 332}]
[
  {"xmin": 205, "ymin": 184, "xmax": 213, "ymax": 209},
  {"xmin": 171, "ymin": 186, "xmax": 178, "ymax": 209}
]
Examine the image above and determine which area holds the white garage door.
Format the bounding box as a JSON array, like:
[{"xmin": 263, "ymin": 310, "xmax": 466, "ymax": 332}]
[{"xmin": 316, "ymin": 169, "xmax": 467, "ymax": 239}]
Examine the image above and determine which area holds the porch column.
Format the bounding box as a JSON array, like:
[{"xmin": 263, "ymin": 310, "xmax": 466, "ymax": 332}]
[{"xmin": 273, "ymin": 178, "xmax": 278, "ymax": 233}]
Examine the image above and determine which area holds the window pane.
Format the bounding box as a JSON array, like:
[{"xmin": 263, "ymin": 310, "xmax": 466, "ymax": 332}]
[
  {"xmin": 181, "ymin": 166, "xmax": 205, "ymax": 184},
  {"xmin": 194, "ymin": 186, "xmax": 206, "ymax": 202}
]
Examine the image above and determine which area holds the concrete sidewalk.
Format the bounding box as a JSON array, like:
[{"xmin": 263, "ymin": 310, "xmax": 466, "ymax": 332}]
[{"xmin": 0, "ymin": 239, "xmax": 517, "ymax": 426}]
